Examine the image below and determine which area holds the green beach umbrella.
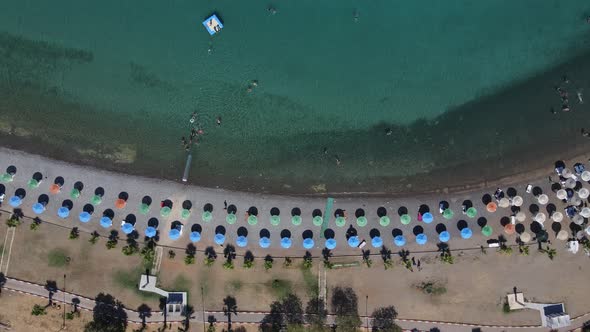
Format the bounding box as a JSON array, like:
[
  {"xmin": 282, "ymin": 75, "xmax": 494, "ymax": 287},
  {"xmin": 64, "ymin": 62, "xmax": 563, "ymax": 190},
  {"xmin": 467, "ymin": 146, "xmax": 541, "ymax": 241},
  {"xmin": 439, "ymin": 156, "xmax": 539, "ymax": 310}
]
[
  {"xmin": 482, "ymin": 225, "xmax": 493, "ymax": 237},
  {"xmin": 181, "ymin": 209, "xmax": 191, "ymax": 220},
  {"xmin": 91, "ymin": 195, "xmax": 102, "ymax": 206},
  {"xmin": 1, "ymin": 173, "xmax": 13, "ymax": 182},
  {"xmin": 27, "ymin": 179, "xmax": 39, "ymax": 189},
  {"xmin": 400, "ymin": 214, "xmax": 411, "ymax": 225},
  {"xmin": 443, "ymin": 209, "xmax": 454, "ymax": 220},
  {"xmin": 139, "ymin": 203, "xmax": 150, "ymax": 215},
  {"xmin": 70, "ymin": 188, "xmax": 80, "ymax": 199},
  {"xmin": 291, "ymin": 215, "xmax": 302, "ymax": 226},
  {"xmin": 202, "ymin": 211, "xmax": 212, "ymax": 222},
  {"xmin": 248, "ymin": 215, "xmax": 258, "ymax": 225},
  {"xmin": 379, "ymin": 216, "xmax": 391, "ymax": 227},
  {"xmin": 270, "ymin": 215, "xmax": 281, "ymax": 226},
  {"xmin": 226, "ymin": 213, "xmax": 237, "ymax": 224},
  {"xmin": 313, "ymin": 215, "xmax": 323, "ymax": 226},
  {"xmin": 466, "ymin": 207, "xmax": 477, "ymax": 218},
  {"xmin": 160, "ymin": 206, "xmax": 171, "ymax": 217},
  {"xmin": 335, "ymin": 216, "xmax": 346, "ymax": 227},
  {"xmin": 356, "ymin": 216, "xmax": 367, "ymax": 227}
]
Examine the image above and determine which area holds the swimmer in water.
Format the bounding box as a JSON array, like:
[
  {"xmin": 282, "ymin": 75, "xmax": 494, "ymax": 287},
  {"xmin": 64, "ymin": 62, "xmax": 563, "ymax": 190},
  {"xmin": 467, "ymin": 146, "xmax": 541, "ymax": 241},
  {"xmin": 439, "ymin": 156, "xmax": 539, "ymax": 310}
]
[
  {"xmin": 334, "ymin": 155, "xmax": 341, "ymax": 166},
  {"xmin": 247, "ymin": 85, "xmax": 253, "ymax": 93},
  {"xmin": 577, "ymin": 90, "xmax": 584, "ymax": 104},
  {"xmin": 385, "ymin": 128, "xmax": 393, "ymax": 136},
  {"xmin": 189, "ymin": 112, "xmax": 197, "ymax": 124},
  {"xmin": 268, "ymin": 6, "xmax": 277, "ymax": 15},
  {"xmin": 353, "ymin": 9, "xmax": 359, "ymax": 22},
  {"xmin": 251, "ymin": 80, "xmax": 258, "ymax": 87},
  {"xmin": 216, "ymin": 116, "xmax": 222, "ymax": 126}
]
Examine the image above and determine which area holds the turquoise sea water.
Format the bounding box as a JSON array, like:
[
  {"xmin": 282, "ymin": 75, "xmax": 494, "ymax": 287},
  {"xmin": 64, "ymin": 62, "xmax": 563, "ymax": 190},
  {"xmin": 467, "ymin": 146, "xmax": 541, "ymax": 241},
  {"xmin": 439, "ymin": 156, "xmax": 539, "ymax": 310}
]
[{"xmin": 0, "ymin": 1, "xmax": 590, "ymax": 193}]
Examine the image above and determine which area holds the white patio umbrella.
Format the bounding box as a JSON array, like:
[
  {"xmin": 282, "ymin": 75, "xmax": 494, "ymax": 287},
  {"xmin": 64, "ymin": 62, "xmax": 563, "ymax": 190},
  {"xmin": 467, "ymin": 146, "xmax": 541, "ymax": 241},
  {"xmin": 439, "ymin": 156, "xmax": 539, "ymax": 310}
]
[
  {"xmin": 537, "ymin": 194, "xmax": 548, "ymax": 205},
  {"xmin": 573, "ymin": 214, "xmax": 584, "ymax": 225},
  {"xmin": 585, "ymin": 226, "xmax": 590, "ymax": 236},
  {"xmin": 551, "ymin": 211, "xmax": 563, "ymax": 222},
  {"xmin": 556, "ymin": 189, "xmax": 567, "ymax": 200},
  {"xmin": 562, "ymin": 168, "xmax": 572, "ymax": 178},
  {"xmin": 578, "ymin": 188, "xmax": 589, "ymax": 199},
  {"xmin": 519, "ymin": 231, "xmax": 531, "ymax": 243},
  {"xmin": 498, "ymin": 197, "xmax": 510, "ymax": 208},
  {"xmin": 556, "ymin": 230, "xmax": 569, "ymax": 241},
  {"xmin": 581, "ymin": 207, "xmax": 590, "ymax": 218},
  {"xmin": 534, "ymin": 212, "xmax": 546, "ymax": 223},
  {"xmin": 565, "ymin": 178, "xmax": 577, "ymax": 189},
  {"xmin": 512, "ymin": 195, "xmax": 523, "ymax": 207},
  {"xmin": 516, "ymin": 211, "xmax": 526, "ymax": 222},
  {"xmin": 582, "ymin": 171, "xmax": 590, "ymax": 182},
  {"xmin": 572, "ymin": 196, "xmax": 582, "ymax": 206}
]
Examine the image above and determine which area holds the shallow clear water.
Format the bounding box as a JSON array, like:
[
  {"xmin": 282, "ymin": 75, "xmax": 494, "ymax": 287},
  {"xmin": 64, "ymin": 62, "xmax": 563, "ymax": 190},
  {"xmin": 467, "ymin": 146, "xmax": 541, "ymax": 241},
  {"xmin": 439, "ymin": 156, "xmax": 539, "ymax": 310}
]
[{"xmin": 0, "ymin": 1, "xmax": 590, "ymax": 193}]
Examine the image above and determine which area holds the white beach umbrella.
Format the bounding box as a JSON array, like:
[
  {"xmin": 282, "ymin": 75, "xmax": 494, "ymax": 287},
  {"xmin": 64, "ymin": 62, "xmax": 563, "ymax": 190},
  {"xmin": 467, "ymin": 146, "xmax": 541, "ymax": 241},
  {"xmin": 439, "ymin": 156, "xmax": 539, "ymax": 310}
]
[
  {"xmin": 516, "ymin": 211, "xmax": 526, "ymax": 222},
  {"xmin": 512, "ymin": 195, "xmax": 523, "ymax": 207},
  {"xmin": 536, "ymin": 194, "xmax": 548, "ymax": 205},
  {"xmin": 556, "ymin": 230, "xmax": 569, "ymax": 241},
  {"xmin": 573, "ymin": 214, "xmax": 584, "ymax": 225},
  {"xmin": 562, "ymin": 168, "xmax": 572, "ymax": 178},
  {"xmin": 578, "ymin": 188, "xmax": 589, "ymax": 199},
  {"xmin": 519, "ymin": 231, "xmax": 531, "ymax": 243},
  {"xmin": 556, "ymin": 189, "xmax": 567, "ymax": 200},
  {"xmin": 581, "ymin": 207, "xmax": 590, "ymax": 218},
  {"xmin": 534, "ymin": 212, "xmax": 546, "ymax": 223},
  {"xmin": 572, "ymin": 196, "xmax": 582, "ymax": 206},
  {"xmin": 551, "ymin": 211, "xmax": 563, "ymax": 222},
  {"xmin": 565, "ymin": 178, "xmax": 577, "ymax": 189},
  {"xmin": 582, "ymin": 171, "xmax": 590, "ymax": 182},
  {"xmin": 498, "ymin": 197, "xmax": 510, "ymax": 208}
]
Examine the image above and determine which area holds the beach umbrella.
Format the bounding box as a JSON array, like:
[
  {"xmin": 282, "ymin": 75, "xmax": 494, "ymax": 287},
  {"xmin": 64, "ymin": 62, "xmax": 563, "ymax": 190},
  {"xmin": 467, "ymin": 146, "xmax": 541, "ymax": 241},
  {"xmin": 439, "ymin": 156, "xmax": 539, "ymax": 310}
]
[
  {"xmin": 556, "ymin": 230, "xmax": 569, "ymax": 241},
  {"xmin": 482, "ymin": 225, "xmax": 493, "ymax": 237},
  {"xmin": 270, "ymin": 215, "xmax": 281, "ymax": 226},
  {"xmin": 334, "ymin": 216, "xmax": 346, "ymax": 227},
  {"xmin": 565, "ymin": 178, "xmax": 576, "ymax": 189},
  {"xmin": 189, "ymin": 231, "xmax": 201, "ymax": 242},
  {"xmin": 466, "ymin": 207, "xmax": 477, "ymax": 218},
  {"xmin": 416, "ymin": 233, "xmax": 427, "ymax": 245},
  {"xmin": 585, "ymin": 225, "xmax": 590, "ymax": 236},
  {"xmin": 356, "ymin": 216, "xmax": 367, "ymax": 227},
  {"xmin": 291, "ymin": 215, "xmax": 302, "ymax": 226},
  {"xmin": 259, "ymin": 236, "xmax": 271, "ymax": 248},
  {"xmin": 121, "ymin": 222, "xmax": 134, "ymax": 234},
  {"xmin": 578, "ymin": 188, "xmax": 590, "ymax": 199},
  {"xmin": 537, "ymin": 194, "xmax": 549, "ymax": 205},
  {"xmin": 347, "ymin": 236, "xmax": 360, "ymax": 248},
  {"xmin": 534, "ymin": 213, "xmax": 546, "ymax": 224},
  {"xmin": 181, "ymin": 209, "xmax": 191, "ymax": 220},
  {"xmin": 400, "ymin": 214, "xmax": 411, "ymax": 225},
  {"xmin": 303, "ymin": 238, "xmax": 314, "ymax": 249},
  {"xmin": 572, "ymin": 196, "xmax": 582, "ymax": 206},
  {"xmin": 202, "ymin": 211, "xmax": 213, "ymax": 222},
  {"xmin": 439, "ymin": 231, "xmax": 450, "ymax": 242},
  {"xmin": 582, "ymin": 171, "xmax": 590, "ymax": 182},
  {"xmin": 512, "ymin": 196, "xmax": 523, "ymax": 207},
  {"xmin": 486, "ymin": 202, "xmax": 497, "ymax": 213},
  {"xmin": 32, "ymin": 202, "xmax": 45, "ymax": 214},
  {"xmin": 504, "ymin": 224, "xmax": 515, "ymax": 235},
  {"xmin": 168, "ymin": 228, "xmax": 181, "ymax": 240},
  {"xmin": 379, "ymin": 216, "xmax": 391, "ymax": 227},
  {"xmin": 57, "ymin": 207, "xmax": 70, "ymax": 218},
  {"xmin": 556, "ymin": 189, "xmax": 567, "ymax": 200},
  {"xmin": 91, "ymin": 195, "xmax": 102, "ymax": 205},
  {"xmin": 371, "ymin": 236, "xmax": 383, "ymax": 248},
  {"xmin": 145, "ymin": 226, "xmax": 157, "ymax": 238},
  {"xmin": 313, "ymin": 215, "xmax": 323, "ymax": 226},
  {"xmin": 551, "ymin": 211, "xmax": 563, "ymax": 222},
  {"xmin": 115, "ymin": 199, "xmax": 126, "ymax": 209},
  {"xmin": 443, "ymin": 208, "xmax": 454, "ymax": 219},
  {"xmin": 214, "ymin": 233, "xmax": 225, "ymax": 245},
  {"xmin": 9, "ymin": 196, "xmax": 22, "ymax": 208},
  {"xmin": 70, "ymin": 189, "xmax": 80, "ymax": 199},
  {"xmin": 573, "ymin": 214, "xmax": 584, "ymax": 225},
  {"xmin": 460, "ymin": 227, "xmax": 473, "ymax": 239},
  {"xmin": 138, "ymin": 203, "xmax": 150, "ymax": 215},
  {"xmin": 79, "ymin": 211, "xmax": 91, "ymax": 223},
  {"xmin": 394, "ymin": 235, "xmax": 406, "ymax": 247},
  {"xmin": 28, "ymin": 179, "xmax": 39, "ymax": 189},
  {"xmin": 562, "ymin": 168, "xmax": 572, "ymax": 178},
  {"xmin": 519, "ymin": 231, "xmax": 531, "ymax": 243},
  {"xmin": 422, "ymin": 212, "xmax": 433, "ymax": 224},
  {"xmin": 248, "ymin": 215, "xmax": 258, "ymax": 225},
  {"xmin": 49, "ymin": 184, "xmax": 61, "ymax": 194},
  {"xmin": 159, "ymin": 206, "xmax": 171, "ymax": 217},
  {"xmin": 236, "ymin": 235, "xmax": 248, "ymax": 248},
  {"xmin": 581, "ymin": 207, "xmax": 590, "ymax": 218},
  {"xmin": 515, "ymin": 211, "xmax": 526, "ymax": 222},
  {"xmin": 100, "ymin": 216, "xmax": 112, "ymax": 228},
  {"xmin": 498, "ymin": 198, "xmax": 510, "ymax": 208},
  {"xmin": 325, "ymin": 238, "xmax": 337, "ymax": 250},
  {"xmin": 280, "ymin": 237, "xmax": 292, "ymax": 249},
  {"xmin": 0, "ymin": 173, "xmax": 13, "ymax": 183},
  {"xmin": 226, "ymin": 213, "xmax": 237, "ymax": 224}
]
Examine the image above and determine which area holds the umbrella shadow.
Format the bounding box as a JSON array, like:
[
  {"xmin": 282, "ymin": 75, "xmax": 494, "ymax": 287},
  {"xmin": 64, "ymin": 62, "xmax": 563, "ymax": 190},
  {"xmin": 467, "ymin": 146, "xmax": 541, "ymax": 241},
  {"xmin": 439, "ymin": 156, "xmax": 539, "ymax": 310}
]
[
  {"xmin": 532, "ymin": 187, "xmax": 543, "ymax": 196},
  {"xmin": 391, "ymin": 228, "xmax": 403, "ymax": 237},
  {"xmin": 456, "ymin": 220, "xmax": 468, "ymax": 231},
  {"xmin": 510, "ymin": 206, "xmax": 521, "ymax": 214},
  {"xmin": 103, "ymin": 209, "xmax": 115, "ymax": 219},
  {"xmin": 481, "ymin": 194, "xmax": 492, "ymax": 205},
  {"xmin": 574, "ymin": 181, "xmax": 583, "ymax": 191},
  {"xmin": 228, "ymin": 204, "xmax": 237, "ymax": 214},
  {"xmin": 204, "ymin": 203, "xmax": 213, "ymax": 213},
  {"xmin": 515, "ymin": 223, "xmax": 525, "ymax": 234},
  {"xmin": 83, "ymin": 204, "xmax": 94, "ymax": 214},
  {"xmin": 462, "ymin": 200, "xmax": 473, "ymax": 209},
  {"xmin": 6, "ymin": 165, "xmax": 16, "ymax": 175},
  {"xmin": 555, "ymin": 160, "xmax": 566, "ymax": 169},
  {"xmin": 280, "ymin": 229, "xmax": 291, "ymax": 238},
  {"xmin": 377, "ymin": 207, "xmax": 387, "ymax": 217},
  {"xmin": 137, "ymin": 196, "xmax": 151, "ymax": 206},
  {"xmin": 323, "ymin": 228, "xmax": 335, "ymax": 239},
  {"xmin": 237, "ymin": 227, "xmax": 248, "ymax": 237},
  {"xmin": 500, "ymin": 216, "xmax": 510, "ymax": 227},
  {"xmin": 182, "ymin": 200, "xmax": 192, "ymax": 210},
  {"xmin": 551, "ymin": 183, "xmax": 562, "ymax": 192},
  {"xmin": 215, "ymin": 225, "xmax": 226, "ymax": 235},
  {"xmin": 439, "ymin": 200, "xmax": 449, "ymax": 210},
  {"xmin": 334, "ymin": 209, "xmax": 344, "ymax": 218},
  {"xmin": 477, "ymin": 217, "xmax": 487, "ymax": 227},
  {"xmin": 54, "ymin": 176, "xmax": 65, "ymax": 186},
  {"xmin": 435, "ymin": 223, "xmax": 447, "ymax": 234},
  {"xmin": 248, "ymin": 206, "xmax": 258, "ymax": 216},
  {"xmin": 260, "ymin": 228, "xmax": 270, "ymax": 238},
  {"xmin": 546, "ymin": 203, "xmax": 556, "ymax": 215},
  {"xmin": 529, "ymin": 204, "xmax": 540, "ymax": 214},
  {"xmin": 149, "ymin": 218, "xmax": 160, "ymax": 228},
  {"xmin": 569, "ymin": 222, "xmax": 582, "ymax": 233},
  {"xmin": 37, "ymin": 194, "xmax": 49, "ymax": 205},
  {"xmin": 191, "ymin": 223, "xmax": 202, "ymax": 233},
  {"xmin": 355, "ymin": 208, "xmax": 365, "ymax": 218},
  {"xmin": 398, "ymin": 206, "xmax": 408, "ymax": 216},
  {"xmin": 346, "ymin": 225, "xmax": 357, "ymax": 239},
  {"xmin": 74, "ymin": 181, "xmax": 84, "ymax": 192},
  {"xmin": 291, "ymin": 207, "xmax": 301, "ymax": 216},
  {"xmin": 302, "ymin": 229, "xmax": 313, "ymax": 240},
  {"xmin": 0, "ymin": 184, "xmax": 5, "ymax": 195},
  {"xmin": 270, "ymin": 207, "xmax": 280, "ymax": 216},
  {"xmin": 312, "ymin": 209, "xmax": 322, "ymax": 217},
  {"xmin": 418, "ymin": 204, "xmax": 430, "ymax": 214},
  {"xmin": 530, "ymin": 221, "xmax": 542, "ymax": 234},
  {"xmin": 551, "ymin": 222, "xmax": 561, "ymax": 234},
  {"xmin": 171, "ymin": 220, "xmax": 183, "ymax": 230},
  {"xmin": 162, "ymin": 199, "xmax": 173, "ymax": 208},
  {"xmin": 15, "ymin": 188, "xmax": 26, "ymax": 199},
  {"xmin": 369, "ymin": 228, "xmax": 380, "ymax": 239},
  {"xmin": 62, "ymin": 199, "xmax": 73, "ymax": 210},
  {"xmin": 94, "ymin": 187, "xmax": 105, "ymax": 197},
  {"xmin": 32, "ymin": 172, "xmax": 43, "ymax": 182},
  {"xmin": 125, "ymin": 214, "xmax": 137, "ymax": 226},
  {"xmin": 118, "ymin": 191, "xmax": 129, "ymax": 201},
  {"xmin": 412, "ymin": 225, "xmax": 423, "ymax": 236},
  {"xmin": 506, "ymin": 187, "xmax": 517, "ymax": 198}
]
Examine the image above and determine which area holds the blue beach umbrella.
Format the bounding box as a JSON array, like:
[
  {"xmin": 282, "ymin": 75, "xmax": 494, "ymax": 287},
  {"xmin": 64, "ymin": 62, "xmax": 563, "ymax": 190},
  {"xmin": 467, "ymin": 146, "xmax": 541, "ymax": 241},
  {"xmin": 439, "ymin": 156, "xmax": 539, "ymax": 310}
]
[
  {"xmin": 371, "ymin": 236, "xmax": 383, "ymax": 248},
  {"xmin": 168, "ymin": 228, "xmax": 181, "ymax": 240},
  {"xmin": 214, "ymin": 233, "xmax": 225, "ymax": 245},
  {"xmin": 122, "ymin": 222, "xmax": 134, "ymax": 234},
  {"xmin": 303, "ymin": 238, "xmax": 314, "ymax": 249},
  {"xmin": 259, "ymin": 237, "xmax": 271, "ymax": 248},
  {"xmin": 416, "ymin": 233, "xmax": 427, "ymax": 245},
  {"xmin": 58, "ymin": 207, "xmax": 70, "ymax": 218},
  {"xmin": 461, "ymin": 227, "xmax": 473, "ymax": 239},
  {"xmin": 79, "ymin": 211, "xmax": 91, "ymax": 223},
  {"xmin": 347, "ymin": 236, "xmax": 360, "ymax": 248},
  {"xmin": 32, "ymin": 202, "xmax": 45, "ymax": 214},
  {"xmin": 325, "ymin": 238, "xmax": 337, "ymax": 250},
  {"xmin": 190, "ymin": 231, "xmax": 201, "ymax": 242},
  {"xmin": 236, "ymin": 235, "xmax": 248, "ymax": 248},
  {"xmin": 280, "ymin": 237, "xmax": 292, "ymax": 249},
  {"xmin": 9, "ymin": 196, "xmax": 22, "ymax": 208},
  {"xmin": 145, "ymin": 226, "xmax": 157, "ymax": 238},
  {"xmin": 394, "ymin": 235, "xmax": 406, "ymax": 247},
  {"xmin": 422, "ymin": 212, "xmax": 434, "ymax": 224},
  {"xmin": 100, "ymin": 216, "xmax": 112, "ymax": 228},
  {"xmin": 439, "ymin": 231, "xmax": 450, "ymax": 243}
]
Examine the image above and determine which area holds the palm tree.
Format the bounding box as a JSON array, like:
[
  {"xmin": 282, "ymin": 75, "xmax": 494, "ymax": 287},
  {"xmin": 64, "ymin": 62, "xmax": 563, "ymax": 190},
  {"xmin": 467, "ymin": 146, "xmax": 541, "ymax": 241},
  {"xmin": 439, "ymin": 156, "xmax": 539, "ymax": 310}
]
[
  {"xmin": 158, "ymin": 297, "xmax": 167, "ymax": 329},
  {"xmin": 71, "ymin": 297, "xmax": 80, "ymax": 313},
  {"xmin": 0, "ymin": 272, "xmax": 6, "ymax": 296},
  {"xmin": 44, "ymin": 280, "xmax": 58, "ymax": 306},
  {"xmin": 223, "ymin": 296, "xmax": 238, "ymax": 331},
  {"xmin": 179, "ymin": 305, "xmax": 194, "ymax": 331}
]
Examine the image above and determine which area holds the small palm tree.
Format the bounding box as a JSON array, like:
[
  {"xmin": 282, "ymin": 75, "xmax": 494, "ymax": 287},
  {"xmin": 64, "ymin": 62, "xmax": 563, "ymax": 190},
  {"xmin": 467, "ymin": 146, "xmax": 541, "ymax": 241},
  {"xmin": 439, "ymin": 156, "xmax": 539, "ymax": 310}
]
[
  {"xmin": 302, "ymin": 251, "xmax": 313, "ymax": 269},
  {"xmin": 69, "ymin": 227, "xmax": 80, "ymax": 239},
  {"xmin": 44, "ymin": 280, "xmax": 58, "ymax": 306},
  {"xmin": 362, "ymin": 250, "xmax": 372, "ymax": 268},
  {"xmin": 283, "ymin": 257, "xmax": 293, "ymax": 267},
  {"xmin": 179, "ymin": 305, "xmax": 194, "ymax": 331},
  {"xmin": 380, "ymin": 246, "xmax": 393, "ymax": 269},
  {"xmin": 223, "ymin": 296, "xmax": 238, "ymax": 331},
  {"xmin": 137, "ymin": 303, "xmax": 152, "ymax": 329},
  {"xmin": 264, "ymin": 255, "xmax": 274, "ymax": 270},
  {"xmin": 89, "ymin": 231, "xmax": 100, "ymax": 244},
  {"xmin": 322, "ymin": 248, "xmax": 333, "ymax": 269},
  {"xmin": 72, "ymin": 297, "xmax": 80, "ymax": 314},
  {"xmin": 243, "ymin": 251, "xmax": 255, "ymax": 268},
  {"xmin": 540, "ymin": 247, "xmax": 557, "ymax": 260}
]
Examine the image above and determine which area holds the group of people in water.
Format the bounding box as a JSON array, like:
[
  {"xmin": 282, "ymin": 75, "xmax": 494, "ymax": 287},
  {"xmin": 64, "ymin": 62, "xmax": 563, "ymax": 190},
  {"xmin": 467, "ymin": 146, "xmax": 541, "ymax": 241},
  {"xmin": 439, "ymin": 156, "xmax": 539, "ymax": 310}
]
[
  {"xmin": 180, "ymin": 112, "xmax": 222, "ymax": 151},
  {"xmin": 552, "ymin": 75, "xmax": 583, "ymax": 114}
]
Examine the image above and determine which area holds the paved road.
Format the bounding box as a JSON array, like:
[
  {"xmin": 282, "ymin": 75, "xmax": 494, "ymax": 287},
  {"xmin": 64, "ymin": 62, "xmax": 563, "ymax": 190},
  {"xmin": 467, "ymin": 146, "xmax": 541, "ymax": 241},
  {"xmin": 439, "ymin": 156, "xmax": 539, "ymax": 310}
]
[{"xmin": 3, "ymin": 277, "xmax": 589, "ymax": 331}]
